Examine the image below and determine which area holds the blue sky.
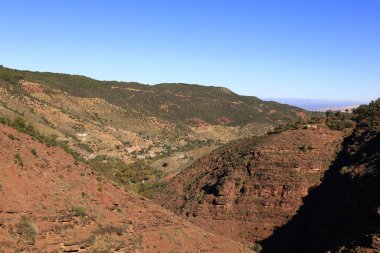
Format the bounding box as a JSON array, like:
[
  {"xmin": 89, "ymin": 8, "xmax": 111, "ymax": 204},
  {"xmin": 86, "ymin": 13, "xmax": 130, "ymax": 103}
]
[{"xmin": 0, "ymin": 0, "xmax": 379, "ymax": 102}]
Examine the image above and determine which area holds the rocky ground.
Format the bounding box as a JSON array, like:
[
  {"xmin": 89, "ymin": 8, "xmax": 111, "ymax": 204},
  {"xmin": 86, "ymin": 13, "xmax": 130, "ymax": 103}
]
[{"xmin": 0, "ymin": 124, "xmax": 252, "ymax": 252}]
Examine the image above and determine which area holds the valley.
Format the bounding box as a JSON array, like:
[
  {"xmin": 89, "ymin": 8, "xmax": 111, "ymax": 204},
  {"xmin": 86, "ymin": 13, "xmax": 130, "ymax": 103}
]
[{"xmin": 0, "ymin": 66, "xmax": 378, "ymax": 253}]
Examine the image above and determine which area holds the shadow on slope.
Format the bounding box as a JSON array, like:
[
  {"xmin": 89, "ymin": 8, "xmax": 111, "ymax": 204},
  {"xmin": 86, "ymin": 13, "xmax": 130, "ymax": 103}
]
[{"xmin": 261, "ymin": 126, "xmax": 380, "ymax": 252}]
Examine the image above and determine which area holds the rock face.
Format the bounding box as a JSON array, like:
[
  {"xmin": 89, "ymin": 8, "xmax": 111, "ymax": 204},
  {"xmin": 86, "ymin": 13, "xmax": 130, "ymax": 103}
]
[
  {"xmin": 0, "ymin": 124, "xmax": 251, "ymax": 252},
  {"xmin": 153, "ymin": 126, "xmax": 345, "ymax": 243},
  {"xmin": 261, "ymin": 113, "xmax": 380, "ymax": 253}
]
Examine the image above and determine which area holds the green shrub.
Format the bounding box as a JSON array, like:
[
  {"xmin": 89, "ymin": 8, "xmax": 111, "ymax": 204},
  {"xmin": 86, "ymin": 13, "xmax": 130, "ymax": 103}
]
[
  {"xmin": 353, "ymin": 98, "xmax": 380, "ymax": 127},
  {"xmin": 72, "ymin": 206, "xmax": 87, "ymax": 216},
  {"xmin": 31, "ymin": 149, "xmax": 37, "ymax": 157},
  {"xmin": 15, "ymin": 153, "xmax": 23, "ymax": 167},
  {"xmin": 7, "ymin": 134, "xmax": 15, "ymax": 140}
]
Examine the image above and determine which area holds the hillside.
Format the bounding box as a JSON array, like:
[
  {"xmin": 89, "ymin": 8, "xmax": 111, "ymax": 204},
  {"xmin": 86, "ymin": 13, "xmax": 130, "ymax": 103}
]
[
  {"xmin": 0, "ymin": 66, "xmax": 304, "ymax": 126},
  {"xmin": 0, "ymin": 65, "xmax": 309, "ymax": 197},
  {"xmin": 152, "ymin": 124, "xmax": 346, "ymax": 244},
  {"xmin": 0, "ymin": 66, "xmax": 306, "ymax": 166},
  {"xmin": 261, "ymin": 99, "xmax": 380, "ymax": 252},
  {"xmin": 0, "ymin": 123, "xmax": 252, "ymax": 252}
]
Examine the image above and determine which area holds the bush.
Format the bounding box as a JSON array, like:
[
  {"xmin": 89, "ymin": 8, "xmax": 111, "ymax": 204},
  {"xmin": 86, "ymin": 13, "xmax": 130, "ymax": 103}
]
[
  {"xmin": 18, "ymin": 216, "xmax": 37, "ymax": 244},
  {"xmin": 15, "ymin": 153, "xmax": 23, "ymax": 167},
  {"xmin": 249, "ymin": 242, "xmax": 263, "ymax": 252},
  {"xmin": 7, "ymin": 134, "xmax": 15, "ymax": 140},
  {"xmin": 234, "ymin": 177, "xmax": 243, "ymax": 187},
  {"xmin": 31, "ymin": 149, "xmax": 37, "ymax": 157},
  {"xmin": 73, "ymin": 206, "xmax": 87, "ymax": 216},
  {"xmin": 300, "ymin": 145, "xmax": 311, "ymax": 153},
  {"xmin": 353, "ymin": 98, "xmax": 380, "ymax": 127}
]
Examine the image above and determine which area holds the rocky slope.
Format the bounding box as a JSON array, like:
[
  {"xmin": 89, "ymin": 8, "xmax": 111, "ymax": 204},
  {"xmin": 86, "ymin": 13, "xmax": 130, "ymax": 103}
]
[
  {"xmin": 153, "ymin": 125, "xmax": 345, "ymax": 244},
  {"xmin": 0, "ymin": 123, "xmax": 252, "ymax": 252},
  {"xmin": 261, "ymin": 100, "xmax": 380, "ymax": 253}
]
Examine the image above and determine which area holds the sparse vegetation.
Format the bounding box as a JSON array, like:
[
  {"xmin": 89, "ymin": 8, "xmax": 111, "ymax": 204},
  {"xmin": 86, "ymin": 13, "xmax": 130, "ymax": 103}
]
[
  {"xmin": 7, "ymin": 133, "xmax": 15, "ymax": 140},
  {"xmin": 325, "ymin": 110, "xmax": 354, "ymax": 130},
  {"xmin": 89, "ymin": 156, "xmax": 163, "ymax": 193},
  {"xmin": 76, "ymin": 142, "xmax": 93, "ymax": 153},
  {"xmin": 137, "ymin": 181, "xmax": 164, "ymax": 198},
  {"xmin": 1, "ymin": 116, "xmax": 82, "ymax": 164}
]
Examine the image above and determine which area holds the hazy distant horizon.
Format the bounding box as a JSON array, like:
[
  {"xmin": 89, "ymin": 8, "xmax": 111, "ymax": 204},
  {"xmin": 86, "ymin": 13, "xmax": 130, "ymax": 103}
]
[{"xmin": 263, "ymin": 97, "xmax": 368, "ymax": 111}]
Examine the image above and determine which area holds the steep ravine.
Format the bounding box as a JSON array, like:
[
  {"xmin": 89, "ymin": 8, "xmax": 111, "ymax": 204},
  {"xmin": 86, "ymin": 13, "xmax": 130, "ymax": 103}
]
[{"xmin": 153, "ymin": 126, "xmax": 345, "ymax": 243}]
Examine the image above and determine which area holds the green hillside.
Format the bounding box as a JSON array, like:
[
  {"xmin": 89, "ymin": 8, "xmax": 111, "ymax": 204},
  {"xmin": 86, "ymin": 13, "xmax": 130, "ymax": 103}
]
[{"xmin": 0, "ymin": 66, "xmax": 305, "ymax": 126}]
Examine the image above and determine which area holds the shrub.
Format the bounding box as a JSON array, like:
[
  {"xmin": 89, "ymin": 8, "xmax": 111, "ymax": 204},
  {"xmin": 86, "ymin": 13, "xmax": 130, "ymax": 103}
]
[
  {"xmin": 31, "ymin": 149, "xmax": 37, "ymax": 157},
  {"xmin": 353, "ymin": 98, "xmax": 380, "ymax": 127},
  {"xmin": 7, "ymin": 134, "xmax": 15, "ymax": 140},
  {"xmin": 339, "ymin": 166, "xmax": 353, "ymax": 175},
  {"xmin": 12, "ymin": 117, "xmax": 26, "ymax": 130},
  {"xmin": 300, "ymin": 145, "xmax": 311, "ymax": 153},
  {"xmin": 15, "ymin": 153, "xmax": 23, "ymax": 167},
  {"xmin": 138, "ymin": 181, "xmax": 164, "ymax": 198},
  {"xmin": 234, "ymin": 177, "xmax": 243, "ymax": 187},
  {"xmin": 18, "ymin": 216, "xmax": 37, "ymax": 244},
  {"xmin": 249, "ymin": 242, "xmax": 263, "ymax": 252},
  {"xmin": 72, "ymin": 206, "xmax": 87, "ymax": 216}
]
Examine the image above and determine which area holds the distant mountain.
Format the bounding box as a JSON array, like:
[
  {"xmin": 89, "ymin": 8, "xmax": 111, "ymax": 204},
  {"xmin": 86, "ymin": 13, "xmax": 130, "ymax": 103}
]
[{"xmin": 263, "ymin": 98, "xmax": 363, "ymax": 112}]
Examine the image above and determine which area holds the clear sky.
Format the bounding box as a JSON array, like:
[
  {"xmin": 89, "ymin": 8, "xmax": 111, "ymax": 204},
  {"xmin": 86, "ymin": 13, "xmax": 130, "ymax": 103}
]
[{"xmin": 0, "ymin": 0, "xmax": 379, "ymax": 102}]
